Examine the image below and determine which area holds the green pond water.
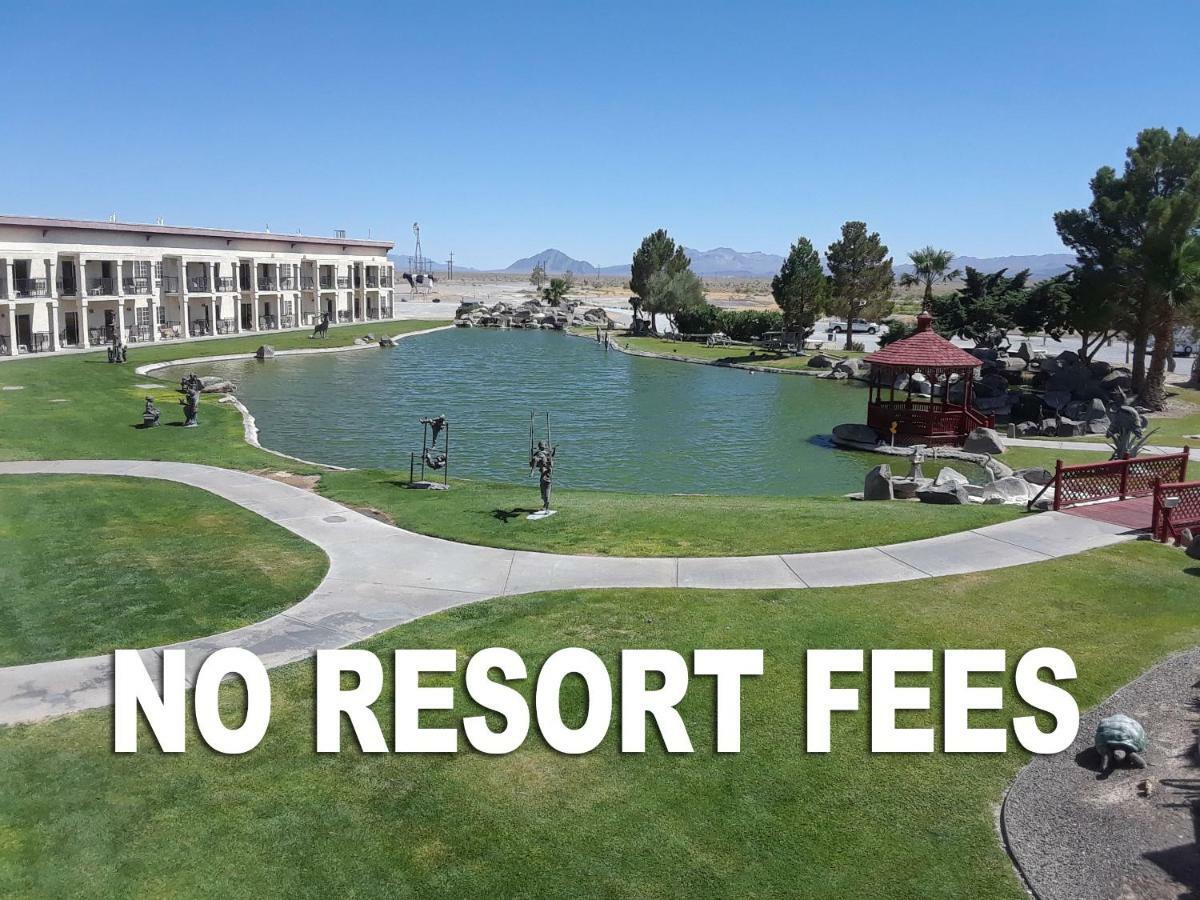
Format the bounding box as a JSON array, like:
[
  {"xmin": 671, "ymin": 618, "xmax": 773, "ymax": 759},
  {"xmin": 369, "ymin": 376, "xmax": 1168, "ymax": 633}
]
[{"xmin": 182, "ymin": 329, "xmax": 893, "ymax": 496}]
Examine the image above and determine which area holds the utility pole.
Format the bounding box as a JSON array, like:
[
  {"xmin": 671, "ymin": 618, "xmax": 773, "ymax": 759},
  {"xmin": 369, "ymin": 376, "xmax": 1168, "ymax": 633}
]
[{"xmin": 447, "ymin": 250, "xmax": 454, "ymax": 281}]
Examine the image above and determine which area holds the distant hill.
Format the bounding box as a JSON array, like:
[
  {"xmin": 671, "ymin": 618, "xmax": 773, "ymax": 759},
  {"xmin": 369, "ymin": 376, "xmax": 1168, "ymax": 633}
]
[
  {"xmin": 895, "ymin": 253, "xmax": 1076, "ymax": 281},
  {"xmin": 504, "ymin": 249, "xmax": 597, "ymax": 274},
  {"xmin": 498, "ymin": 248, "xmax": 1078, "ymax": 280}
]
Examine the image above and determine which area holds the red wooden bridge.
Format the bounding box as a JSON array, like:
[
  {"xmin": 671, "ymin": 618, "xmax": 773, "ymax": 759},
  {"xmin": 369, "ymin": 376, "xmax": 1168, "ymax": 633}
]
[{"xmin": 1036, "ymin": 448, "xmax": 1199, "ymax": 539}]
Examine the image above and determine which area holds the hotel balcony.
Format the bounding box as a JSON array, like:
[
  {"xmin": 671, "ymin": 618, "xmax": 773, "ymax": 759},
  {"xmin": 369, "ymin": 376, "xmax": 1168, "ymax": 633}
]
[
  {"xmin": 300, "ymin": 275, "xmax": 315, "ymax": 289},
  {"xmin": 257, "ymin": 276, "xmax": 275, "ymax": 291},
  {"xmin": 122, "ymin": 277, "xmax": 150, "ymax": 295},
  {"xmin": 14, "ymin": 277, "xmax": 49, "ymax": 298},
  {"xmin": 216, "ymin": 276, "xmax": 236, "ymax": 292},
  {"xmin": 366, "ymin": 274, "xmax": 379, "ymax": 288},
  {"xmin": 187, "ymin": 275, "xmax": 210, "ymax": 292},
  {"xmin": 161, "ymin": 275, "xmax": 180, "ymax": 293},
  {"xmin": 319, "ymin": 276, "xmax": 333, "ymax": 289},
  {"xmin": 55, "ymin": 278, "xmax": 80, "ymax": 297},
  {"xmin": 87, "ymin": 276, "xmax": 115, "ymax": 296},
  {"xmin": 336, "ymin": 276, "xmax": 349, "ymax": 289},
  {"xmin": 279, "ymin": 275, "xmax": 295, "ymax": 290}
]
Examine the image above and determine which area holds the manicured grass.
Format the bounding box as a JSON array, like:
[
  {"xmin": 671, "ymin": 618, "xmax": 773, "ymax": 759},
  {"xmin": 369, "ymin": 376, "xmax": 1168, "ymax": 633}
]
[
  {"xmin": 318, "ymin": 468, "xmax": 1025, "ymax": 556},
  {"xmin": 0, "ymin": 475, "xmax": 327, "ymax": 665},
  {"xmin": 617, "ymin": 334, "xmax": 867, "ymax": 370},
  {"xmin": 0, "ymin": 321, "xmax": 445, "ymax": 469},
  {"xmin": 2, "ymin": 541, "xmax": 1197, "ymax": 897}
]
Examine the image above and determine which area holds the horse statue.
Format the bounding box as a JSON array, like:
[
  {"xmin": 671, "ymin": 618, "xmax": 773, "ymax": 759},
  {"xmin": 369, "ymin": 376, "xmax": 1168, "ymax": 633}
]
[{"xmin": 311, "ymin": 312, "xmax": 331, "ymax": 339}]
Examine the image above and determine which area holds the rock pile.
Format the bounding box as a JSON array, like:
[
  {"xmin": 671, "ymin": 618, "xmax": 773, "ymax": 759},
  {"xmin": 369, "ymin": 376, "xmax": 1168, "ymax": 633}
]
[{"xmin": 455, "ymin": 299, "xmax": 615, "ymax": 331}]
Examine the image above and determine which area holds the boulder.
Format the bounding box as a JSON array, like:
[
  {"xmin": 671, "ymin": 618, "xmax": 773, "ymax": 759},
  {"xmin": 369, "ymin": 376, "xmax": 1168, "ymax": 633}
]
[
  {"xmin": 1015, "ymin": 420, "xmax": 1041, "ymax": 437},
  {"xmin": 975, "ymin": 374, "xmax": 1010, "ymax": 399},
  {"xmin": 1043, "ymin": 390, "xmax": 1072, "ymax": 412},
  {"xmin": 1085, "ymin": 416, "xmax": 1111, "ymax": 435},
  {"xmin": 832, "ymin": 423, "xmax": 880, "ymax": 445},
  {"xmin": 1082, "ymin": 397, "xmax": 1108, "ymax": 421},
  {"xmin": 917, "ymin": 483, "xmax": 969, "ymax": 505},
  {"xmin": 1014, "ymin": 341, "xmax": 1035, "ymax": 362},
  {"xmin": 891, "ymin": 478, "xmax": 927, "ymax": 500},
  {"xmin": 963, "ymin": 426, "xmax": 1006, "ymax": 455},
  {"xmin": 863, "ymin": 465, "xmax": 894, "ymax": 501},
  {"xmin": 1186, "ymin": 532, "xmax": 1200, "ymax": 561},
  {"xmin": 255, "ymin": 345, "xmax": 274, "ymax": 360},
  {"xmin": 934, "ymin": 466, "xmax": 969, "ymax": 487},
  {"xmin": 1089, "ymin": 359, "xmax": 1112, "ymax": 379},
  {"xmin": 985, "ymin": 476, "xmax": 1035, "ymax": 503},
  {"xmin": 199, "ymin": 380, "xmax": 234, "ymax": 394},
  {"xmin": 1056, "ymin": 417, "xmax": 1085, "ymax": 437},
  {"xmin": 1056, "ymin": 350, "xmax": 1080, "ymax": 366},
  {"xmin": 1015, "ymin": 467, "xmax": 1054, "ymax": 486},
  {"xmin": 833, "ymin": 358, "xmax": 863, "ymax": 377},
  {"xmin": 379, "ymin": 336, "xmax": 398, "ymax": 347},
  {"xmin": 1101, "ymin": 369, "xmax": 1133, "ymax": 396}
]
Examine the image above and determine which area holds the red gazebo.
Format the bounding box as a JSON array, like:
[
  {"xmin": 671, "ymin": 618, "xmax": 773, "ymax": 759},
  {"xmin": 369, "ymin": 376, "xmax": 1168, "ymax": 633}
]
[{"xmin": 861, "ymin": 312, "xmax": 995, "ymax": 447}]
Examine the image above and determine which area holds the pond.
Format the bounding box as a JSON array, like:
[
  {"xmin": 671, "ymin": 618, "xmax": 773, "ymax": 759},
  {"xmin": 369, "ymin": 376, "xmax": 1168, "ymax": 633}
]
[{"xmin": 180, "ymin": 328, "xmax": 894, "ymax": 496}]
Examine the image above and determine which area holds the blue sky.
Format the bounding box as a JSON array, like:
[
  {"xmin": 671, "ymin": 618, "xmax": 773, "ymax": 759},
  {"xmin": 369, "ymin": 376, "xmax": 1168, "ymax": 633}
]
[{"xmin": 2, "ymin": 0, "xmax": 1197, "ymax": 269}]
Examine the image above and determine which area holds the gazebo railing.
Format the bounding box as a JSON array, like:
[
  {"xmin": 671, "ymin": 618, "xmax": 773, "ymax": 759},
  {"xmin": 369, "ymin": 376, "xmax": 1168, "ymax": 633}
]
[{"xmin": 867, "ymin": 400, "xmax": 994, "ymax": 446}]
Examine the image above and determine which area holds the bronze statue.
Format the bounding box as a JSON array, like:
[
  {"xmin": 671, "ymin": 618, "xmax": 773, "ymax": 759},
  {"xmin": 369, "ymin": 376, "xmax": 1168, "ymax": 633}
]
[
  {"xmin": 529, "ymin": 440, "xmax": 556, "ymax": 511},
  {"xmin": 142, "ymin": 397, "xmax": 160, "ymax": 428},
  {"xmin": 180, "ymin": 372, "xmax": 203, "ymax": 394},
  {"xmin": 181, "ymin": 387, "xmax": 199, "ymax": 427},
  {"xmin": 311, "ymin": 312, "xmax": 331, "ymax": 339}
]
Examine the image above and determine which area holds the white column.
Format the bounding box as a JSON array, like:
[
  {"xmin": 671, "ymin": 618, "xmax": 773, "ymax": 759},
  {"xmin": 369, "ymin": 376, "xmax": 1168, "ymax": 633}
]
[
  {"xmin": 3, "ymin": 260, "xmax": 14, "ymax": 300},
  {"xmin": 148, "ymin": 296, "xmax": 159, "ymax": 342},
  {"xmin": 48, "ymin": 301, "xmax": 60, "ymax": 351},
  {"xmin": 79, "ymin": 296, "xmax": 90, "ymax": 348},
  {"xmin": 115, "ymin": 298, "xmax": 126, "ymax": 343},
  {"xmin": 3, "ymin": 302, "xmax": 17, "ymax": 355},
  {"xmin": 45, "ymin": 258, "xmax": 57, "ymax": 301}
]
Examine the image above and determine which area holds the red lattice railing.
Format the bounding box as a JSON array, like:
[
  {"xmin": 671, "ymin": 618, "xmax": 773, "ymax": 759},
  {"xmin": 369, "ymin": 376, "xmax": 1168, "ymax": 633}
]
[
  {"xmin": 1152, "ymin": 480, "xmax": 1200, "ymax": 543},
  {"xmin": 1052, "ymin": 449, "xmax": 1190, "ymax": 511}
]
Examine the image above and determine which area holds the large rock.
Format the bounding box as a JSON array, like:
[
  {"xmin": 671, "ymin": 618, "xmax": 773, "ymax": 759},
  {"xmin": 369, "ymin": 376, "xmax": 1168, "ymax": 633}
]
[
  {"xmin": 1043, "ymin": 390, "xmax": 1072, "ymax": 412},
  {"xmin": 255, "ymin": 344, "xmax": 274, "ymax": 360},
  {"xmin": 1186, "ymin": 531, "xmax": 1200, "ymax": 561},
  {"xmin": 917, "ymin": 483, "xmax": 969, "ymax": 505},
  {"xmin": 863, "ymin": 464, "xmax": 894, "ymax": 501},
  {"xmin": 1101, "ymin": 369, "xmax": 1133, "ymax": 396},
  {"xmin": 963, "ymin": 426, "xmax": 1006, "ymax": 455},
  {"xmin": 1085, "ymin": 416, "xmax": 1111, "ymax": 435},
  {"xmin": 832, "ymin": 358, "xmax": 863, "ymax": 377},
  {"xmin": 1015, "ymin": 466, "xmax": 1054, "ymax": 486},
  {"xmin": 1056, "ymin": 417, "xmax": 1085, "ymax": 437},
  {"xmin": 1015, "ymin": 420, "xmax": 1041, "ymax": 437},
  {"xmin": 807, "ymin": 354, "xmax": 834, "ymax": 369},
  {"xmin": 934, "ymin": 466, "xmax": 969, "ymax": 487},
  {"xmin": 891, "ymin": 478, "xmax": 928, "ymax": 500},
  {"xmin": 985, "ymin": 476, "xmax": 1035, "ymax": 503},
  {"xmin": 832, "ymin": 423, "xmax": 880, "ymax": 445}
]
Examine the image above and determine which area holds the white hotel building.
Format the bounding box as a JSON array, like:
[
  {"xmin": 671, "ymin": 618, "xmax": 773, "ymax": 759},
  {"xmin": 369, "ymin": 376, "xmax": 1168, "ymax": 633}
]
[{"xmin": 0, "ymin": 215, "xmax": 396, "ymax": 355}]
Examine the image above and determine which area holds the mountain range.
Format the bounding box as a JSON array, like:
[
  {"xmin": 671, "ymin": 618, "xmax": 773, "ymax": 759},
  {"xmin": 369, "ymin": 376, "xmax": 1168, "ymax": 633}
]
[{"xmin": 501, "ymin": 247, "xmax": 1077, "ymax": 280}]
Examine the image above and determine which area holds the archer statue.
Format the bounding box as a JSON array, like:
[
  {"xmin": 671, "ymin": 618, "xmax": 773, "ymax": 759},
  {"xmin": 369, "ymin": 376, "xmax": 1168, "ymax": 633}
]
[{"xmin": 528, "ymin": 413, "xmax": 556, "ymax": 511}]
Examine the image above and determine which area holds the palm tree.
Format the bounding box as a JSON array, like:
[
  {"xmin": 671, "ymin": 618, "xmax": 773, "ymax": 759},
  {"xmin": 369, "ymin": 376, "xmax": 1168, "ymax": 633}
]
[{"xmin": 899, "ymin": 246, "xmax": 961, "ymax": 310}]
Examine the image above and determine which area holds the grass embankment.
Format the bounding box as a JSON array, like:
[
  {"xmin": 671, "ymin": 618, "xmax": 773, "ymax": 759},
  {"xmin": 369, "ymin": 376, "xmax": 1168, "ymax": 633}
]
[
  {"xmin": 318, "ymin": 469, "xmax": 1024, "ymax": 556},
  {"xmin": 0, "ymin": 475, "xmax": 327, "ymax": 665},
  {"xmin": 615, "ymin": 334, "xmax": 867, "ymax": 369},
  {"xmin": 0, "ymin": 321, "xmax": 445, "ymax": 469},
  {"xmin": 2, "ymin": 540, "xmax": 1197, "ymax": 897}
]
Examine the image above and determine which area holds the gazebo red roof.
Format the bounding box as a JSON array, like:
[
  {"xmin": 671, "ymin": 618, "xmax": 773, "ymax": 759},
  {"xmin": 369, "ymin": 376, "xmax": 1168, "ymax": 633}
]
[{"xmin": 863, "ymin": 312, "xmax": 983, "ymax": 369}]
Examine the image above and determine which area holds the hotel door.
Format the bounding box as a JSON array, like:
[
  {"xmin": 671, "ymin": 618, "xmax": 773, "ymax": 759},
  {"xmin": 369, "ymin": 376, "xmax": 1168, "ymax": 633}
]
[
  {"xmin": 64, "ymin": 312, "xmax": 79, "ymax": 346},
  {"xmin": 16, "ymin": 314, "xmax": 32, "ymax": 350},
  {"xmin": 241, "ymin": 303, "xmax": 252, "ymax": 330}
]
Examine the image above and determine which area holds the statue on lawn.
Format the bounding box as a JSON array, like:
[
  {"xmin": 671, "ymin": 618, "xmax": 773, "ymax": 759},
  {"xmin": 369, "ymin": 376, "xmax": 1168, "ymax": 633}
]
[
  {"xmin": 142, "ymin": 397, "xmax": 160, "ymax": 428},
  {"xmin": 1106, "ymin": 393, "xmax": 1155, "ymax": 459},
  {"xmin": 529, "ymin": 440, "xmax": 556, "ymax": 511},
  {"xmin": 181, "ymin": 387, "xmax": 199, "ymax": 427}
]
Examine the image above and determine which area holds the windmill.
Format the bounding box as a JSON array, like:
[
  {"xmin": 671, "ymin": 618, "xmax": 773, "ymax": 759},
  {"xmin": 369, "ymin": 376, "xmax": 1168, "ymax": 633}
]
[{"xmin": 409, "ymin": 222, "xmax": 428, "ymax": 278}]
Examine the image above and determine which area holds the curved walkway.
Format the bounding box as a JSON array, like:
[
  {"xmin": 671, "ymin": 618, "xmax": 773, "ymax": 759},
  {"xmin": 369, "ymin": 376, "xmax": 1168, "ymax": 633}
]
[{"xmin": 0, "ymin": 459, "xmax": 1137, "ymax": 726}]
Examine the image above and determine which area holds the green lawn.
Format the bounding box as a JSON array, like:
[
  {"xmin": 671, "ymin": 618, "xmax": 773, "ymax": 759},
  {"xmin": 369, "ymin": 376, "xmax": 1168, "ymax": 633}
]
[
  {"xmin": 1, "ymin": 541, "xmax": 1196, "ymax": 898},
  {"xmin": 1015, "ymin": 383, "xmax": 1200, "ymax": 450},
  {"xmin": 616, "ymin": 335, "xmax": 867, "ymax": 370},
  {"xmin": 0, "ymin": 475, "xmax": 327, "ymax": 665},
  {"xmin": 317, "ymin": 468, "xmax": 1025, "ymax": 556},
  {"xmin": 0, "ymin": 321, "xmax": 445, "ymax": 469}
]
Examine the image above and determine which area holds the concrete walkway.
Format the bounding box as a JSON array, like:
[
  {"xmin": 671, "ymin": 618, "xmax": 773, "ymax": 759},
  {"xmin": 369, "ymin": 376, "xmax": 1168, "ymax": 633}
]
[
  {"xmin": 0, "ymin": 459, "xmax": 1138, "ymax": 726},
  {"xmin": 1006, "ymin": 437, "xmax": 1199, "ymax": 462}
]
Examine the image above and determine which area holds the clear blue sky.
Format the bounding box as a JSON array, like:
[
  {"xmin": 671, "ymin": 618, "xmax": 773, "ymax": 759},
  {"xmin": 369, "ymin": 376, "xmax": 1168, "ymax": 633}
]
[{"xmin": 3, "ymin": 0, "xmax": 1197, "ymax": 269}]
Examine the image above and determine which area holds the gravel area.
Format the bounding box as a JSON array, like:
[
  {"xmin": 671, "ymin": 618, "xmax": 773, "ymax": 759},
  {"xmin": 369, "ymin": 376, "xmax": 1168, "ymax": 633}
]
[{"xmin": 1003, "ymin": 646, "xmax": 1200, "ymax": 899}]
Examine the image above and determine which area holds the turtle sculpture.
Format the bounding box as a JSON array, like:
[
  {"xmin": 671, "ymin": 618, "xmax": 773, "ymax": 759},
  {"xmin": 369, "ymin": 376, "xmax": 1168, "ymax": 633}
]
[{"xmin": 1094, "ymin": 714, "xmax": 1148, "ymax": 771}]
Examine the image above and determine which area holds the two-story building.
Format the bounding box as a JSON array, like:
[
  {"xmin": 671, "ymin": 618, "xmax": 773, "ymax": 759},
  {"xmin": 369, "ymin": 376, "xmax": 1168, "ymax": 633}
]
[{"xmin": 0, "ymin": 216, "xmax": 396, "ymax": 355}]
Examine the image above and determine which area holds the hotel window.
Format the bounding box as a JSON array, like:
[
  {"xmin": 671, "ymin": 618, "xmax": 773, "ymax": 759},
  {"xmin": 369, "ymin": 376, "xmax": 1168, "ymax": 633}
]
[
  {"xmin": 156, "ymin": 306, "xmax": 166, "ymax": 325},
  {"xmin": 135, "ymin": 306, "xmax": 150, "ymax": 327}
]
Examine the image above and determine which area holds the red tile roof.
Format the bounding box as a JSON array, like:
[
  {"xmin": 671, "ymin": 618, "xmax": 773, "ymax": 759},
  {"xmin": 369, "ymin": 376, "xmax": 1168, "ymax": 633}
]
[{"xmin": 864, "ymin": 314, "xmax": 983, "ymax": 369}]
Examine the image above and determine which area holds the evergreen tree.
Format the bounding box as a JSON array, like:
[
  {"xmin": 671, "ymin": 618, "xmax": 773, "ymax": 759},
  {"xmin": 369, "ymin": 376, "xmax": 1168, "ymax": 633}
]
[
  {"xmin": 770, "ymin": 237, "xmax": 827, "ymax": 345},
  {"xmin": 826, "ymin": 221, "xmax": 894, "ymax": 351}
]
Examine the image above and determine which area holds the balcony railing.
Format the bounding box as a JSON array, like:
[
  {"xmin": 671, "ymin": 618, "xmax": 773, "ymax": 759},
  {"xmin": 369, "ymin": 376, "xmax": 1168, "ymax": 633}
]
[
  {"xmin": 279, "ymin": 276, "xmax": 295, "ymax": 290},
  {"xmin": 126, "ymin": 324, "xmax": 152, "ymax": 343},
  {"xmin": 187, "ymin": 276, "xmax": 210, "ymax": 292},
  {"xmin": 216, "ymin": 319, "xmax": 237, "ymax": 334},
  {"xmin": 162, "ymin": 275, "xmax": 180, "ymax": 293},
  {"xmin": 55, "ymin": 278, "xmax": 79, "ymax": 297},
  {"xmin": 337, "ymin": 276, "xmax": 349, "ymax": 289},
  {"xmin": 257, "ymin": 277, "xmax": 275, "ymax": 291},
  {"xmin": 258, "ymin": 315, "xmax": 278, "ymax": 330},
  {"xmin": 366, "ymin": 275, "xmax": 379, "ymax": 288},
  {"xmin": 14, "ymin": 277, "xmax": 49, "ymax": 298},
  {"xmin": 123, "ymin": 277, "xmax": 151, "ymax": 295},
  {"xmin": 88, "ymin": 277, "xmax": 115, "ymax": 296},
  {"xmin": 27, "ymin": 331, "xmax": 53, "ymax": 352},
  {"xmin": 319, "ymin": 276, "xmax": 333, "ymax": 289},
  {"xmin": 215, "ymin": 276, "xmax": 236, "ymax": 292},
  {"xmin": 301, "ymin": 276, "xmax": 315, "ymax": 289}
]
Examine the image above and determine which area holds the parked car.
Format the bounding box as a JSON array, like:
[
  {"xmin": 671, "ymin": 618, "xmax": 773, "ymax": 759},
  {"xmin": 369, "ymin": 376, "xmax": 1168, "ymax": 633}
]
[
  {"xmin": 828, "ymin": 318, "xmax": 880, "ymax": 335},
  {"xmin": 1146, "ymin": 330, "xmax": 1194, "ymax": 357}
]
